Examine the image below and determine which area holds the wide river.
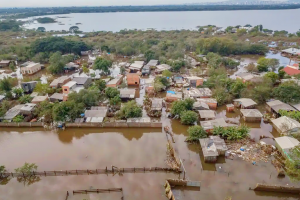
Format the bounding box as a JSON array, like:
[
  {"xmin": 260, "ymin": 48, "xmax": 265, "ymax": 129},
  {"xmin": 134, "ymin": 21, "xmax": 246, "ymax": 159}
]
[{"xmin": 21, "ymin": 9, "xmax": 300, "ymax": 32}]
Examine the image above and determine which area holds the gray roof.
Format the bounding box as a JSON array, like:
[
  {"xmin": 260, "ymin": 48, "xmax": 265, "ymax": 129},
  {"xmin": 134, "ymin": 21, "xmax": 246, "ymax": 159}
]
[
  {"xmin": 50, "ymin": 93, "xmax": 64, "ymax": 101},
  {"xmin": 147, "ymin": 60, "xmax": 159, "ymax": 66},
  {"xmin": 50, "ymin": 76, "xmax": 70, "ymax": 87},
  {"xmin": 151, "ymin": 98, "xmax": 163, "ymax": 110},
  {"xmin": 20, "ymin": 103, "xmax": 36, "ymax": 112},
  {"xmin": 200, "ymin": 118, "xmax": 228, "ymax": 131},
  {"xmin": 200, "ymin": 136, "xmax": 227, "ymax": 157},
  {"xmin": 240, "ymin": 109, "xmax": 263, "ymax": 118},
  {"xmin": 198, "ymin": 98, "xmax": 217, "ymax": 104},
  {"xmin": 198, "ymin": 88, "xmax": 212, "ymax": 97},
  {"xmin": 127, "ymin": 117, "xmax": 151, "ymax": 123},
  {"xmin": 267, "ymin": 100, "xmax": 296, "ymax": 113},
  {"xmin": 107, "ymin": 76, "xmax": 123, "ymax": 85},
  {"xmin": 73, "ymin": 77, "xmax": 91, "ymax": 85},
  {"xmin": 193, "ymin": 101, "xmax": 209, "ymax": 110},
  {"xmin": 166, "ymin": 92, "xmax": 182, "ymax": 99},
  {"xmin": 233, "ymin": 98, "xmax": 257, "ymax": 108},
  {"xmin": 32, "ymin": 96, "xmax": 48, "ymax": 103},
  {"xmin": 156, "ymin": 64, "xmax": 171, "ymax": 72},
  {"xmin": 275, "ymin": 136, "xmax": 300, "ymax": 155},
  {"xmin": 272, "ymin": 116, "xmax": 300, "ymax": 133},
  {"xmin": 199, "ymin": 110, "xmax": 216, "ymax": 119},
  {"xmin": 3, "ymin": 104, "xmax": 24, "ymax": 120},
  {"xmin": 282, "ymin": 48, "xmax": 300, "ymax": 55},
  {"xmin": 119, "ymin": 89, "xmax": 136, "ymax": 98},
  {"xmin": 236, "ymin": 72, "xmax": 256, "ymax": 81},
  {"xmin": 293, "ymin": 104, "xmax": 300, "ymax": 111},
  {"xmin": 0, "ymin": 60, "xmax": 11, "ymax": 64},
  {"xmin": 85, "ymin": 108, "xmax": 108, "ymax": 118}
]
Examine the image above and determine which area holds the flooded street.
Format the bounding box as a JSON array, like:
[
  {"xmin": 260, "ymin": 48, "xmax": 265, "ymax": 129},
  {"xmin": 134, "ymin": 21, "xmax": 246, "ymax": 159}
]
[{"xmin": 0, "ymin": 105, "xmax": 299, "ymax": 200}]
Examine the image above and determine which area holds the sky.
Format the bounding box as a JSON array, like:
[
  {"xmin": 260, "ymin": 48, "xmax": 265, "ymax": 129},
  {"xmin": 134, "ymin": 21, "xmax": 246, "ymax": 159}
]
[{"xmin": 1, "ymin": 0, "xmax": 228, "ymax": 7}]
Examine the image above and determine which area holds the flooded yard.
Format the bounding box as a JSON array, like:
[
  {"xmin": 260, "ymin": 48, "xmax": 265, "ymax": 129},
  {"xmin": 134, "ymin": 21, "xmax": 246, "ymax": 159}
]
[{"xmin": 0, "ymin": 105, "xmax": 299, "ymax": 200}]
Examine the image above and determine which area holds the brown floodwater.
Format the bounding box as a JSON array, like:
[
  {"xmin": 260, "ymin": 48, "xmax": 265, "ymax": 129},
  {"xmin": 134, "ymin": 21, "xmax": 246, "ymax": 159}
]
[{"xmin": 0, "ymin": 106, "xmax": 299, "ymax": 200}]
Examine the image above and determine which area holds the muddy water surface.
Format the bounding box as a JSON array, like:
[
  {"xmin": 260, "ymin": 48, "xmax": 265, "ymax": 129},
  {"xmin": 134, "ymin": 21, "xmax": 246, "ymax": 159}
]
[{"xmin": 0, "ymin": 106, "xmax": 299, "ymax": 200}]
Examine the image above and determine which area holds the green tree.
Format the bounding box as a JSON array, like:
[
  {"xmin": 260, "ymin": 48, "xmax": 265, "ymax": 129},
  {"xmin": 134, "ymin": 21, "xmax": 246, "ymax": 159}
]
[
  {"xmin": 52, "ymin": 101, "xmax": 84, "ymax": 122},
  {"xmin": 93, "ymin": 57, "xmax": 112, "ymax": 75},
  {"xmin": 0, "ymin": 77, "xmax": 13, "ymax": 92},
  {"xmin": 229, "ymin": 79, "xmax": 247, "ymax": 98},
  {"xmin": 12, "ymin": 88, "xmax": 23, "ymax": 99},
  {"xmin": 185, "ymin": 125, "xmax": 207, "ymax": 142},
  {"xmin": 69, "ymin": 26, "xmax": 79, "ymax": 33},
  {"xmin": 145, "ymin": 50, "xmax": 156, "ymax": 62},
  {"xmin": 105, "ymin": 87, "xmax": 120, "ymax": 99},
  {"xmin": 94, "ymin": 79, "xmax": 107, "ymax": 92},
  {"xmin": 268, "ymin": 59, "xmax": 280, "ymax": 72},
  {"xmin": 117, "ymin": 100, "xmax": 142, "ymax": 119},
  {"xmin": 180, "ymin": 111, "xmax": 198, "ymax": 125},
  {"xmin": 9, "ymin": 62, "xmax": 16, "ymax": 72},
  {"xmin": 19, "ymin": 95, "xmax": 33, "ymax": 104},
  {"xmin": 68, "ymin": 89, "xmax": 100, "ymax": 107},
  {"xmin": 0, "ymin": 100, "xmax": 11, "ymax": 117},
  {"xmin": 48, "ymin": 52, "xmax": 65, "ymax": 74},
  {"xmin": 36, "ymin": 27, "xmax": 46, "ymax": 32},
  {"xmin": 278, "ymin": 67, "xmax": 286, "ymax": 79},
  {"xmin": 34, "ymin": 101, "xmax": 54, "ymax": 123},
  {"xmin": 257, "ymin": 57, "xmax": 269, "ymax": 72},
  {"xmin": 12, "ymin": 115, "xmax": 24, "ymax": 122},
  {"xmin": 162, "ymin": 70, "xmax": 172, "ymax": 78},
  {"xmin": 109, "ymin": 95, "xmax": 121, "ymax": 106},
  {"xmin": 15, "ymin": 163, "xmax": 39, "ymax": 186},
  {"xmin": 273, "ymin": 81, "xmax": 300, "ymax": 104},
  {"xmin": 246, "ymin": 62, "xmax": 258, "ymax": 73},
  {"xmin": 212, "ymin": 86, "xmax": 233, "ymax": 106},
  {"xmin": 82, "ymin": 66, "xmax": 89, "ymax": 74},
  {"xmin": 264, "ymin": 72, "xmax": 279, "ymax": 84},
  {"xmin": 285, "ymin": 144, "xmax": 300, "ymax": 181},
  {"xmin": 33, "ymin": 83, "xmax": 54, "ymax": 95},
  {"xmin": 170, "ymin": 98, "xmax": 195, "ymax": 116}
]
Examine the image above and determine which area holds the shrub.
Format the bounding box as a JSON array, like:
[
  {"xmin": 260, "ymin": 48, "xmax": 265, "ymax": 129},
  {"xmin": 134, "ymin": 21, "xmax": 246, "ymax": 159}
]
[
  {"xmin": 186, "ymin": 125, "xmax": 207, "ymax": 142},
  {"xmin": 180, "ymin": 111, "xmax": 198, "ymax": 125},
  {"xmin": 105, "ymin": 87, "xmax": 120, "ymax": 99},
  {"xmin": 117, "ymin": 101, "xmax": 142, "ymax": 119},
  {"xmin": 19, "ymin": 95, "xmax": 33, "ymax": 104},
  {"xmin": 12, "ymin": 115, "xmax": 24, "ymax": 122},
  {"xmin": 212, "ymin": 125, "xmax": 249, "ymax": 140}
]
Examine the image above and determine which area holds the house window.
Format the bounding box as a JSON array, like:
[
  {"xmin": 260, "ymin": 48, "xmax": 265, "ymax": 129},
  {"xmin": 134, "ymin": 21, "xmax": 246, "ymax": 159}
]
[
  {"xmin": 64, "ymin": 89, "xmax": 67, "ymax": 91},
  {"xmin": 135, "ymin": 82, "xmax": 138, "ymax": 84}
]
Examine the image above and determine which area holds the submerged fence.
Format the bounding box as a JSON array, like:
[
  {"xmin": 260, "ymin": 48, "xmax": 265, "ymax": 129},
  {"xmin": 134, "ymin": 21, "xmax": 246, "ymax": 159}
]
[
  {"xmin": 73, "ymin": 188, "xmax": 123, "ymax": 194},
  {"xmin": 1, "ymin": 166, "xmax": 181, "ymax": 179}
]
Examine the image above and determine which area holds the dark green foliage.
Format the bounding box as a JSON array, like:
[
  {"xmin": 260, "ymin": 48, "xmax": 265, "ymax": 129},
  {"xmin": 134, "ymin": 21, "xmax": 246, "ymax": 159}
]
[
  {"xmin": 170, "ymin": 98, "xmax": 195, "ymax": 116},
  {"xmin": 273, "ymin": 81, "xmax": 300, "ymax": 104},
  {"xmin": 69, "ymin": 26, "xmax": 79, "ymax": 33},
  {"xmin": 0, "ymin": 77, "xmax": 14, "ymax": 92},
  {"xmin": 36, "ymin": 17, "xmax": 56, "ymax": 23},
  {"xmin": 93, "ymin": 57, "xmax": 112, "ymax": 75},
  {"xmin": 48, "ymin": 52, "xmax": 66, "ymax": 74},
  {"xmin": 52, "ymin": 101, "xmax": 84, "ymax": 122},
  {"xmin": 19, "ymin": 95, "xmax": 33, "ymax": 104},
  {"xmin": 94, "ymin": 79, "xmax": 107, "ymax": 92},
  {"xmin": 0, "ymin": 20, "xmax": 21, "ymax": 31},
  {"xmin": 186, "ymin": 125, "xmax": 207, "ymax": 142},
  {"xmin": 0, "ymin": 100, "xmax": 11, "ymax": 117},
  {"xmin": 180, "ymin": 111, "xmax": 198, "ymax": 125},
  {"xmin": 34, "ymin": 101, "xmax": 54, "ymax": 123},
  {"xmin": 212, "ymin": 125, "xmax": 250, "ymax": 140},
  {"xmin": 285, "ymin": 144, "xmax": 300, "ymax": 181},
  {"xmin": 12, "ymin": 115, "xmax": 24, "ymax": 122},
  {"xmin": 30, "ymin": 37, "xmax": 89, "ymax": 55},
  {"xmin": 109, "ymin": 95, "xmax": 121, "ymax": 106},
  {"xmin": 197, "ymin": 38, "xmax": 268, "ymax": 56},
  {"xmin": 36, "ymin": 27, "xmax": 46, "ymax": 32},
  {"xmin": 117, "ymin": 100, "xmax": 142, "ymax": 119},
  {"xmin": 145, "ymin": 50, "xmax": 156, "ymax": 62},
  {"xmin": 105, "ymin": 87, "xmax": 120, "ymax": 99},
  {"xmin": 279, "ymin": 110, "xmax": 300, "ymax": 122},
  {"xmin": 68, "ymin": 89, "xmax": 100, "ymax": 107}
]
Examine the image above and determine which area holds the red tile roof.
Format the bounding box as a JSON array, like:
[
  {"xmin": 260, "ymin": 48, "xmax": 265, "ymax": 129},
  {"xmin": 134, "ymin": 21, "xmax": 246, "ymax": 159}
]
[
  {"xmin": 283, "ymin": 66, "xmax": 300, "ymax": 76},
  {"xmin": 293, "ymin": 63, "xmax": 299, "ymax": 67}
]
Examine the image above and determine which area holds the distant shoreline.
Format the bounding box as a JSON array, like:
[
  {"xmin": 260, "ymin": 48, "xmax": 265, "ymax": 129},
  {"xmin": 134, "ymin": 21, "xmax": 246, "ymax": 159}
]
[{"xmin": 2, "ymin": 5, "xmax": 300, "ymax": 19}]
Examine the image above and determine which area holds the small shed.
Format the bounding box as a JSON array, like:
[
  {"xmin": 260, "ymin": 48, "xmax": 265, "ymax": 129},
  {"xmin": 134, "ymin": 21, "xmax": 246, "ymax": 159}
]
[
  {"xmin": 155, "ymin": 64, "xmax": 171, "ymax": 74},
  {"xmin": 271, "ymin": 116, "xmax": 300, "ymax": 135},
  {"xmin": 50, "ymin": 93, "xmax": 64, "ymax": 102},
  {"xmin": 198, "ymin": 98, "xmax": 218, "ymax": 110},
  {"xmin": 73, "ymin": 77, "xmax": 92, "ymax": 88},
  {"xmin": 240, "ymin": 109, "xmax": 263, "ymax": 122},
  {"xmin": 147, "ymin": 60, "xmax": 159, "ymax": 67},
  {"xmin": 193, "ymin": 101, "xmax": 209, "ymax": 110},
  {"xmin": 185, "ymin": 76, "xmax": 203, "ymax": 87},
  {"xmin": 50, "ymin": 76, "xmax": 71, "ymax": 89},
  {"xmin": 200, "ymin": 118, "xmax": 228, "ymax": 132},
  {"xmin": 165, "ymin": 91, "xmax": 182, "ymax": 102},
  {"xmin": 184, "ymin": 88, "xmax": 201, "ymax": 99},
  {"xmin": 226, "ymin": 104, "xmax": 235, "ymax": 112},
  {"xmin": 199, "ymin": 136, "xmax": 228, "ymax": 163},
  {"xmin": 233, "ymin": 98, "xmax": 257, "ymax": 109},
  {"xmin": 0, "ymin": 60, "xmax": 12, "ymax": 68},
  {"xmin": 106, "ymin": 75, "xmax": 123, "ymax": 88},
  {"xmin": 84, "ymin": 107, "xmax": 108, "ymax": 123},
  {"xmin": 199, "ymin": 110, "xmax": 216, "ymax": 120},
  {"xmin": 275, "ymin": 136, "xmax": 300, "ymax": 158},
  {"xmin": 198, "ymin": 88, "xmax": 212, "ymax": 98},
  {"xmin": 126, "ymin": 73, "xmax": 140, "ymax": 86},
  {"xmin": 31, "ymin": 96, "xmax": 48, "ymax": 104},
  {"xmin": 20, "ymin": 103, "xmax": 36, "ymax": 115},
  {"xmin": 266, "ymin": 100, "xmax": 296, "ymax": 117},
  {"xmin": 141, "ymin": 65, "xmax": 150, "ymax": 76},
  {"xmin": 1, "ymin": 104, "xmax": 24, "ymax": 122},
  {"xmin": 151, "ymin": 98, "xmax": 163, "ymax": 111},
  {"xmin": 21, "ymin": 81, "xmax": 37, "ymax": 93},
  {"xmin": 129, "ymin": 61, "xmax": 144, "ymax": 72},
  {"xmin": 119, "ymin": 89, "xmax": 136, "ymax": 100},
  {"xmin": 144, "ymin": 78, "xmax": 155, "ymax": 94}
]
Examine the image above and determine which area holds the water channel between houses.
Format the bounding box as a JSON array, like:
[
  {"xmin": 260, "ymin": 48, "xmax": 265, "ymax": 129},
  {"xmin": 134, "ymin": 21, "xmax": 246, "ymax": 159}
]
[{"xmin": 0, "ymin": 104, "xmax": 299, "ymax": 200}]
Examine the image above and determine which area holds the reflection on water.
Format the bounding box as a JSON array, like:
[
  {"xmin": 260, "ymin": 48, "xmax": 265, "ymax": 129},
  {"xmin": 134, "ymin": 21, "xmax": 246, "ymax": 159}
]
[{"xmin": 0, "ymin": 103, "xmax": 298, "ymax": 200}]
